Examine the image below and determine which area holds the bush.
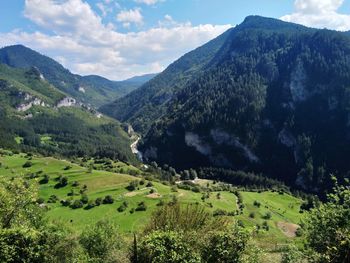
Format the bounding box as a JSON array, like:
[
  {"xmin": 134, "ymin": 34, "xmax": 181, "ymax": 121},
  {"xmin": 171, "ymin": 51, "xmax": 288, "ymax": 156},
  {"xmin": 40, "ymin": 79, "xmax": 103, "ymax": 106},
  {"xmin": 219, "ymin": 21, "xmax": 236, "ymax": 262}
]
[
  {"xmin": 64, "ymin": 165, "xmax": 72, "ymax": 170},
  {"xmin": 79, "ymin": 220, "xmax": 126, "ymax": 262},
  {"xmin": 103, "ymin": 195, "xmax": 114, "ymax": 204},
  {"xmin": 253, "ymin": 200, "xmax": 261, "ymax": 208},
  {"xmin": 85, "ymin": 200, "xmax": 95, "ymax": 210},
  {"xmin": 126, "ymin": 180, "xmax": 139, "ymax": 191},
  {"xmin": 213, "ymin": 209, "xmax": 227, "ymax": 217},
  {"xmin": 70, "ymin": 200, "xmax": 84, "ymax": 209},
  {"xmin": 95, "ymin": 197, "xmax": 102, "ymax": 206},
  {"xmin": 262, "ymin": 212, "xmax": 272, "ymax": 220},
  {"xmin": 22, "ymin": 161, "xmax": 32, "ymax": 168},
  {"xmin": 81, "ymin": 194, "xmax": 89, "ymax": 204},
  {"xmin": 60, "ymin": 198, "xmax": 72, "ymax": 207},
  {"xmin": 39, "ymin": 174, "xmax": 50, "ymax": 184},
  {"xmin": 146, "ymin": 181, "xmax": 153, "ymax": 187},
  {"xmin": 135, "ymin": 201, "xmax": 147, "ymax": 211},
  {"xmin": 72, "ymin": 181, "xmax": 80, "ymax": 187},
  {"xmin": 55, "ymin": 176, "xmax": 68, "ymax": 188},
  {"xmin": 48, "ymin": 195, "xmax": 59, "ymax": 203},
  {"xmin": 117, "ymin": 201, "xmax": 128, "ymax": 212},
  {"xmin": 138, "ymin": 231, "xmax": 201, "ymax": 263},
  {"xmin": 249, "ymin": 212, "xmax": 255, "ymax": 218}
]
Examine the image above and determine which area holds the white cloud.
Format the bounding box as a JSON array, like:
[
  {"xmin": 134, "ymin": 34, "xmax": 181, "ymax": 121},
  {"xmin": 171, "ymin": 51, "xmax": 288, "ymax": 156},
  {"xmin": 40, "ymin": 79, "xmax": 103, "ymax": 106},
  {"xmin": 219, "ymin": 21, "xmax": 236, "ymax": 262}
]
[
  {"xmin": 1, "ymin": 0, "xmax": 231, "ymax": 80},
  {"xmin": 116, "ymin": 8, "xmax": 143, "ymax": 26},
  {"xmin": 281, "ymin": 0, "xmax": 350, "ymax": 31},
  {"xmin": 134, "ymin": 0, "xmax": 164, "ymax": 5},
  {"xmin": 96, "ymin": 2, "xmax": 112, "ymax": 17}
]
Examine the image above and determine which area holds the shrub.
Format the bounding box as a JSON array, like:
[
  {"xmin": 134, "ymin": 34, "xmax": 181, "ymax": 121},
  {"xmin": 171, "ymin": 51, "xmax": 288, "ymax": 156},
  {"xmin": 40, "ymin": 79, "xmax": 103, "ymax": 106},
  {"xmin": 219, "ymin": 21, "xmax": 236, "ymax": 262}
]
[
  {"xmin": 138, "ymin": 231, "xmax": 201, "ymax": 263},
  {"xmin": 253, "ymin": 200, "xmax": 261, "ymax": 208},
  {"xmin": 55, "ymin": 176, "xmax": 68, "ymax": 188},
  {"xmin": 213, "ymin": 209, "xmax": 227, "ymax": 217},
  {"xmin": 135, "ymin": 201, "xmax": 147, "ymax": 211},
  {"xmin": 85, "ymin": 200, "xmax": 95, "ymax": 210},
  {"xmin": 146, "ymin": 181, "xmax": 153, "ymax": 187},
  {"xmin": 103, "ymin": 195, "xmax": 114, "ymax": 204},
  {"xmin": 48, "ymin": 195, "xmax": 59, "ymax": 203},
  {"xmin": 72, "ymin": 181, "xmax": 80, "ymax": 187},
  {"xmin": 126, "ymin": 181, "xmax": 139, "ymax": 191},
  {"xmin": 262, "ymin": 212, "xmax": 272, "ymax": 220},
  {"xmin": 64, "ymin": 165, "xmax": 72, "ymax": 170},
  {"xmin": 95, "ymin": 197, "xmax": 102, "ymax": 206},
  {"xmin": 39, "ymin": 174, "xmax": 50, "ymax": 184},
  {"xmin": 22, "ymin": 161, "xmax": 32, "ymax": 168},
  {"xmin": 60, "ymin": 198, "xmax": 72, "ymax": 207},
  {"xmin": 81, "ymin": 194, "xmax": 89, "ymax": 204},
  {"xmin": 249, "ymin": 212, "xmax": 255, "ymax": 218},
  {"xmin": 70, "ymin": 200, "xmax": 84, "ymax": 209}
]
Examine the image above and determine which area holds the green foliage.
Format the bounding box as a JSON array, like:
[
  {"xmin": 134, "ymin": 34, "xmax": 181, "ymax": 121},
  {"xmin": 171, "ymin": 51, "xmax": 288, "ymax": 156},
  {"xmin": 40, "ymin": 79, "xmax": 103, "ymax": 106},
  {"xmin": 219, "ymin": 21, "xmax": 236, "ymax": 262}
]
[
  {"xmin": 22, "ymin": 161, "xmax": 32, "ymax": 168},
  {"xmin": 202, "ymin": 226, "xmax": 250, "ymax": 263},
  {"xmin": 0, "ymin": 178, "xmax": 41, "ymax": 229},
  {"xmin": 79, "ymin": 220, "xmax": 127, "ymax": 263},
  {"xmin": 303, "ymin": 178, "xmax": 350, "ymax": 262},
  {"xmin": 103, "ymin": 195, "xmax": 114, "ymax": 204},
  {"xmin": 138, "ymin": 230, "xmax": 201, "ymax": 263}
]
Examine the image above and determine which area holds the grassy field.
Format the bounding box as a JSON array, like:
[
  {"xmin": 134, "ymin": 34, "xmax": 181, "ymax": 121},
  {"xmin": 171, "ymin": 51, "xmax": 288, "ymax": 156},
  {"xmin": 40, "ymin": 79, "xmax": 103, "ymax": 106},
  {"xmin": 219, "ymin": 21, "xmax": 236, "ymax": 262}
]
[{"xmin": 0, "ymin": 150, "xmax": 304, "ymax": 252}]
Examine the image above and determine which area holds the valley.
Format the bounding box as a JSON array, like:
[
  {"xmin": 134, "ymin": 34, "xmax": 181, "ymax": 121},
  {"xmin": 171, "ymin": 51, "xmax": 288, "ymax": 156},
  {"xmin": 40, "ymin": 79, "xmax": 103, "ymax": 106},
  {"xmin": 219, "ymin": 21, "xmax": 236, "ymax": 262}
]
[{"xmin": 0, "ymin": 5, "xmax": 349, "ymax": 262}]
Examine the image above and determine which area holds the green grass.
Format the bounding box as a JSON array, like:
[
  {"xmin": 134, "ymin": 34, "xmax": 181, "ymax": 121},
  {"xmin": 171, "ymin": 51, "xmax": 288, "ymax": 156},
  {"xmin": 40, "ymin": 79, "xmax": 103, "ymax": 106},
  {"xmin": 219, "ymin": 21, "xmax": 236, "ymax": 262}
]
[{"xmin": 0, "ymin": 151, "xmax": 304, "ymax": 250}]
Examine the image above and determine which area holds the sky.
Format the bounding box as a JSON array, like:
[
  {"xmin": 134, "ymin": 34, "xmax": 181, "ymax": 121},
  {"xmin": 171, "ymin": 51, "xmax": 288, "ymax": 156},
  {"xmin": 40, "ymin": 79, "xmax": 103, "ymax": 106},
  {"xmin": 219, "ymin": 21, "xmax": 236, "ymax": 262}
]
[{"xmin": 1, "ymin": 0, "xmax": 350, "ymax": 80}]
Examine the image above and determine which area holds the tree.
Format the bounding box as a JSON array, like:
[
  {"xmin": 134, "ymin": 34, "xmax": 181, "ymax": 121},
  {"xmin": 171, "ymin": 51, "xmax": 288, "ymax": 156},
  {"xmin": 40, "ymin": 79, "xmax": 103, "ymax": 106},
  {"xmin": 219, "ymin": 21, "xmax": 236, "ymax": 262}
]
[
  {"xmin": 103, "ymin": 195, "xmax": 114, "ymax": 204},
  {"xmin": 201, "ymin": 225, "xmax": 250, "ymax": 263},
  {"xmin": 302, "ymin": 177, "xmax": 350, "ymax": 262},
  {"xmin": 79, "ymin": 220, "xmax": 127, "ymax": 263},
  {"xmin": 138, "ymin": 230, "xmax": 201, "ymax": 263},
  {"xmin": 0, "ymin": 178, "xmax": 41, "ymax": 229}
]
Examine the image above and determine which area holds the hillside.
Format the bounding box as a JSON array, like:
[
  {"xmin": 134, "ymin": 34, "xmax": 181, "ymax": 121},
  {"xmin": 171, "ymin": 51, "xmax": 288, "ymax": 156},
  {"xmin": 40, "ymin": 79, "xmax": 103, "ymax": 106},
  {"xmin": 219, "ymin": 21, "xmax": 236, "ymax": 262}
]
[
  {"xmin": 0, "ymin": 150, "xmax": 304, "ymax": 248},
  {"xmin": 100, "ymin": 28, "xmax": 233, "ymax": 132},
  {"xmin": 0, "ymin": 45, "xmax": 148, "ymax": 107},
  {"xmin": 0, "ymin": 63, "xmax": 136, "ymax": 163},
  {"xmin": 104, "ymin": 16, "xmax": 350, "ymax": 192}
]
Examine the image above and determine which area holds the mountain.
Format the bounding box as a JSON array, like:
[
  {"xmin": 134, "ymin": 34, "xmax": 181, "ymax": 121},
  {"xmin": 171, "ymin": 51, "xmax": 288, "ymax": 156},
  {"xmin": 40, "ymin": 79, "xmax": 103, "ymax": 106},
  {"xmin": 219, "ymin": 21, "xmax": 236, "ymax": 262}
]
[
  {"xmin": 100, "ymin": 28, "xmax": 233, "ymax": 132},
  {"xmin": 104, "ymin": 16, "xmax": 350, "ymax": 191},
  {"xmin": 123, "ymin": 73, "xmax": 158, "ymax": 84},
  {"xmin": 0, "ymin": 63, "xmax": 136, "ymax": 163},
  {"xmin": 0, "ymin": 45, "xmax": 146, "ymax": 107}
]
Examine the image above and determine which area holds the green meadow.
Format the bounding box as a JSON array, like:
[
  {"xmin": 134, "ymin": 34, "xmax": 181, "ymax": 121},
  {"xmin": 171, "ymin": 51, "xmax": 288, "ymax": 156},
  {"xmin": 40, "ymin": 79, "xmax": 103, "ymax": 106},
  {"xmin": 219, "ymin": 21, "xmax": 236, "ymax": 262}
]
[{"xmin": 0, "ymin": 151, "xmax": 304, "ymax": 249}]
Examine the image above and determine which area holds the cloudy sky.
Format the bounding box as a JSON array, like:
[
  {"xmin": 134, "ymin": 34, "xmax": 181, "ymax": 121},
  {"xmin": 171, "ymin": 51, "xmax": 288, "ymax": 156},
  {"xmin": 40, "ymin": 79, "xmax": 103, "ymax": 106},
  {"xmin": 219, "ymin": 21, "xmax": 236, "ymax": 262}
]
[{"xmin": 1, "ymin": 0, "xmax": 350, "ymax": 80}]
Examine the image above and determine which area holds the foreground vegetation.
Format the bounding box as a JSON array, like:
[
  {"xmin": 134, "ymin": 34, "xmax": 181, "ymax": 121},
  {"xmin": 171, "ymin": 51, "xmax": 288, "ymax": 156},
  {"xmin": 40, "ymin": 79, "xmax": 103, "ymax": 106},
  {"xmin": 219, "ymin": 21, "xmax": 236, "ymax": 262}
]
[{"xmin": 0, "ymin": 149, "xmax": 348, "ymax": 262}]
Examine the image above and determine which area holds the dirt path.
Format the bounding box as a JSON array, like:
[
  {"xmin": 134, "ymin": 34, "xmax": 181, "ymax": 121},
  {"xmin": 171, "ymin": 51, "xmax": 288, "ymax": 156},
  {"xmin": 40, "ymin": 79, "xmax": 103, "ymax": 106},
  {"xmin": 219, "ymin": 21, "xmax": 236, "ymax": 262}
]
[{"xmin": 277, "ymin": 222, "xmax": 300, "ymax": 237}]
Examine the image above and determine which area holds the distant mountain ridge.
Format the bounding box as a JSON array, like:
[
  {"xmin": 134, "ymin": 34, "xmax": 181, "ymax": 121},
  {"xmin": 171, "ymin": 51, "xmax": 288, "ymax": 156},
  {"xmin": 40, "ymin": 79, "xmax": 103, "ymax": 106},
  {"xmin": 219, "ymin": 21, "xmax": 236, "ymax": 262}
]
[
  {"xmin": 0, "ymin": 45, "xmax": 152, "ymax": 107},
  {"xmin": 103, "ymin": 16, "xmax": 350, "ymax": 192},
  {"xmin": 0, "ymin": 61, "xmax": 136, "ymax": 163}
]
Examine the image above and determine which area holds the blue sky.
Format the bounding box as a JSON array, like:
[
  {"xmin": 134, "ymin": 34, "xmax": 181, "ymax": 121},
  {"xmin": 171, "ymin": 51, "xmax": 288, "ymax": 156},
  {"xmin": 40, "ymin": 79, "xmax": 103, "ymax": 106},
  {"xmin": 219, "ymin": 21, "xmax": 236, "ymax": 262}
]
[{"xmin": 1, "ymin": 0, "xmax": 350, "ymax": 80}]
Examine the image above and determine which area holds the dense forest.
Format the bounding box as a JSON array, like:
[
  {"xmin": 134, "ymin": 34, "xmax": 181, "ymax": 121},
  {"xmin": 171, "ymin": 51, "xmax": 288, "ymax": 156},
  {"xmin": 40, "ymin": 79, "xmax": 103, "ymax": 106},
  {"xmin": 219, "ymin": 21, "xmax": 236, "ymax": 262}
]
[
  {"xmin": 0, "ymin": 63, "xmax": 137, "ymax": 163},
  {"xmin": 103, "ymin": 16, "xmax": 350, "ymax": 192}
]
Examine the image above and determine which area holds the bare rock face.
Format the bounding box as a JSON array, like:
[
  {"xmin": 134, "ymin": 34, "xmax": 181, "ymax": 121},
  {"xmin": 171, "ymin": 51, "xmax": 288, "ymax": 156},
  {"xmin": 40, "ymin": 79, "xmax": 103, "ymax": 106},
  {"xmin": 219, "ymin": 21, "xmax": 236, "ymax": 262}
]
[
  {"xmin": 56, "ymin": 97, "xmax": 76, "ymax": 108},
  {"xmin": 290, "ymin": 60, "xmax": 308, "ymax": 102},
  {"xmin": 185, "ymin": 132, "xmax": 212, "ymax": 156},
  {"xmin": 17, "ymin": 97, "xmax": 45, "ymax": 112},
  {"xmin": 278, "ymin": 128, "xmax": 296, "ymax": 148}
]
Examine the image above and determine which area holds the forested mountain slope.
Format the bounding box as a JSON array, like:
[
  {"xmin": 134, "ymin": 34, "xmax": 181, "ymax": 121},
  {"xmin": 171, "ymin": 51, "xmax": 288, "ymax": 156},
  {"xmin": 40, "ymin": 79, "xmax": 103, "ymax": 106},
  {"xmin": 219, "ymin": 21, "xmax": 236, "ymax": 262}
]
[
  {"xmin": 0, "ymin": 63, "xmax": 136, "ymax": 163},
  {"xmin": 0, "ymin": 45, "xmax": 146, "ymax": 107},
  {"xmin": 100, "ymin": 28, "xmax": 234, "ymax": 132},
  {"xmin": 123, "ymin": 16, "xmax": 350, "ymax": 191}
]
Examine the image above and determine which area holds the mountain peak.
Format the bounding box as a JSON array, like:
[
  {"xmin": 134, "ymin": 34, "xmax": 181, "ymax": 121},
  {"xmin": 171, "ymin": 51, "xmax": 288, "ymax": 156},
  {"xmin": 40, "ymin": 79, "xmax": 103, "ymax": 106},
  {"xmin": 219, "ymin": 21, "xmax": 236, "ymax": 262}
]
[{"xmin": 239, "ymin": 15, "xmax": 308, "ymax": 31}]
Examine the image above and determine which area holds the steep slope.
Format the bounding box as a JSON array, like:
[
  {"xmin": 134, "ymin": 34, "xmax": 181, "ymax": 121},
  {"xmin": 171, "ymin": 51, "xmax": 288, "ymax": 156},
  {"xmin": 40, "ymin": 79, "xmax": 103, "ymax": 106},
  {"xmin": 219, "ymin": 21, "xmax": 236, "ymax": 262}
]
[
  {"xmin": 0, "ymin": 63, "xmax": 136, "ymax": 163},
  {"xmin": 0, "ymin": 45, "xmax": 143, "ymax": 107},
  {"xmin": 100, "ymin": 28, "xmax": 233, "ymax": 132},
  {"xmin": 138, "ymin": 16, "xmax": 350, "ymax": 191}
]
